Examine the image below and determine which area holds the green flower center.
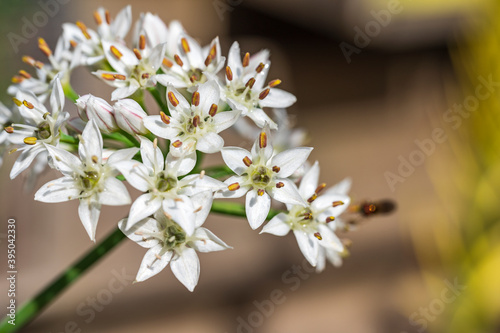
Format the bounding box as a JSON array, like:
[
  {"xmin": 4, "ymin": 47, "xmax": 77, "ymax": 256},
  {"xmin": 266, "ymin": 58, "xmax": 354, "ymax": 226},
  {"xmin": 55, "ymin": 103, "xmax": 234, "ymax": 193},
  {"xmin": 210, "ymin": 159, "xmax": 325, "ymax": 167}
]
[
  {"xmin": 155, "ymin": 172, "xmax": 177, "ymax": 192},
  {"xmin": 36, "ymin": 121, "xmax": 52, "ymax": 140},
  {"xmin": 250, "ymin": 166, "xmax": 272, "ymax": 188},
  {"xmin": 163, "ymin": 223, "xmax": 186, "ymax": 249},
  {"xmin": 79, "ymin": 170, "xmax": 100, "ymax": 191}
]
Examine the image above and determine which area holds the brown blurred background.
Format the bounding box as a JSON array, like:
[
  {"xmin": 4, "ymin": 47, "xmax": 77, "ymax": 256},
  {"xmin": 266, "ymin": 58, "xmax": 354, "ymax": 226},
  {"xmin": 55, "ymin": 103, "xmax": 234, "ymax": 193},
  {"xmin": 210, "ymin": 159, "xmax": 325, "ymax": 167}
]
[{"xmin": 0, "ymin": 0, "xmax": 491, "ymax": 332}]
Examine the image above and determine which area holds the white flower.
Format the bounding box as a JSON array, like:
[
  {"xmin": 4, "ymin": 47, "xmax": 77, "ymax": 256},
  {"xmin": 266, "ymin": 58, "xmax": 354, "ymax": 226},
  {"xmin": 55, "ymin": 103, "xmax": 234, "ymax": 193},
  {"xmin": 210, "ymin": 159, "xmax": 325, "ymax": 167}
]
[
  {"xmin": 220, "ymin": 42, "xmax": 296, "ymax": 129},
  {"xmin": 156, "ymin": 34, "xmax": 224, "ymax": 90},
  {"xmin": 7, "ymin": 78, "xmax": 69, "ymax": 179},
  {"xmin": 143, "ymin": 81, "xmax": 240, "ymax": 160},
  {"xmin": 0, "ymin": 102, "xmax": 18, "ymax": 167},
  {"xmin": 114, "ymin": 137, "xmax": 224, "ymax": 233},
  {"xmin": 261, "ymin": 161, "xmax": 351, "ymax": 271},
  {"xmin": 76, "ymin": 94, "xmax": 118, "ymax": 133},
  {"xmin": 113, "ymin": 99, "xmax": 149, "ymax": 135},
  {"xmin": 34, "ymin": 120, "xmax": 138, "ymax": 241},
  {"xmin": 93, "ymin": 40, "xmax": 165, "ymax": 100},
  {"xmin": 119, "ymin": 191, "xmax": 231, "ymax": 290},
  {"xmin": 215, "ymin": 125, "xmax": 312, "ymax": 229}
]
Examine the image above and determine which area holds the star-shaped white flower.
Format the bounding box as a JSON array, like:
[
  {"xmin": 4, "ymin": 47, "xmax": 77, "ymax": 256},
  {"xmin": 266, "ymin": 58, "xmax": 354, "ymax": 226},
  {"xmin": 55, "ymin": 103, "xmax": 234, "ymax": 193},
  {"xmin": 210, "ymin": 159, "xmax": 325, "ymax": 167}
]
[
  {"xmin": 119, "ymin": 191, "xmax": 231, "ymax": 290},
  {"xmin": 114, "ymin": 136, "xmax": 224, "ymax": 233},
  {"xmin": 156, "ymin": 34, "xmax": 224, "ymax": 91},
  {"xmin": 216, "ymin": 126, "xmax": 312, "ymax": 229},
  {"xmin": 34, "ymin": 119, "xmax": 139, "ymax": 241},
  {"xmin": 93, "ymin": 40, "xmax": 165, "ymax": 100},
  {"xmin": 143, "ymin": 80, "xmax": 240, "ymax": 161},
  {"xmin": 261, "ymin": 161, "xmax": 351, "ymax": 270},
  {"xmin": 7, "ymin": 78, "xmax": 69, "ymax": 179},
  {"xmin": 220, "ymin": 42, "xmax": 296, "ymax": 129}
]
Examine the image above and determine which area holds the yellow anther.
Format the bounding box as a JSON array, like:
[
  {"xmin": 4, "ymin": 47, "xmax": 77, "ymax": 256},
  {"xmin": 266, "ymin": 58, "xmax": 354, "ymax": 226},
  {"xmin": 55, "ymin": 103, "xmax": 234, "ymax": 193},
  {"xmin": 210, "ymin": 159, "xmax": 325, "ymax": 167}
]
[
  {"xmin": 259, "ymin": 131, "xmax": 267, "ymax": 148},
  {"xmin": 242, "ymin": 156, "xmax": 252, "ymax": 167},
  {"xmin": 4, "ymin": 126, "xmax": 14, "ymax": 134},
  {"xmin": 93, "ymin": 11, "xmax": 103, "ymax": 25},
  {"xmin": 332, "ymin": 201, "xmax": 345, "ymax": 207},
  {"xmin": 160, "ymin": 111, "xmax": 170, "ymax": 124},
  {"xmin": 133, "ymin": 48, "xmax": 142, "ymax": 60},
  {"xmin": 228, "ymin": 182, "xmax": 240, "ymax": 191},
  {"xmin": 192, "ymin": 91, "xmax": 200, "ymax": 106},
  {"xmin": 139, "ymin": 35, "xmax": 146, "ymax": 50},
  {"xmin": 259, "ymin": 88, "xmax": 270, "ymax": 100},
  {"xmin": 174, "ymin": 54, "xmax": 183, "ymax": 67},
  {"xmin": 38, "ymin": 38, "xmax": 52, "ymax": 57},
  {"xmin": 101, "ymin": 73, "xmax": 116, "ymax": 81},
  {"xmin": 110, "ymin": 45, "xmax": 123, "ymax": 59},
  {"xmin": 276, "ymin": 182, "xmax": 284, "ymax": 188},
  {"xmin": 225, "ymin": 66, "xmax": 233, "ymax": 81},
  {"xmin": 23, "ymin": 137, "xmax": 37, "ymax": 145},
  {"xmin": 255, "ymin": 62, "xmax": 265, "ymax": 73},
  {"xmin": 257, "ymin": 189, "xmax": 265, "ymax": 196},
  {"xmin": 181, "ymin": 38, "xmax": 190, "ymax": 53},
  {"xmin": 162, "ymin": 57, "xmax": 173, "ymax": 68},
  {"xmin": 23, "ymin": 100, "xmax": 34, "ymax": 109},
  {"xmin": 167, "ymin": 92, "xmax": 179, "ymax": 107},
  {"xmin": 268, "ymin": 79, "xmax": 281, "ymax": 88},
  {"xmin": 12, "ymin": 98, "xmax": 22, "ymax": 107},
  {"xmin": 314, "ymin": 232, "xmax": 322, "ymax": 240},
  {"xmin": 172, "ymin": 140, "xmax": 182, "ymax": 148},
  {"xmin": 209, "ymin": 104, "xmax": 218, "ymax": 117},
  {"xmin": 242, "ymin": 52, "xmax": 250, "ymax": 67},
  {"xmin": 76, "ymin": 21, "xmax": 91, "ymax": 40},
  {"xmin": 245, "ymin": 78, "xmax": 255, "ymax": 89}
]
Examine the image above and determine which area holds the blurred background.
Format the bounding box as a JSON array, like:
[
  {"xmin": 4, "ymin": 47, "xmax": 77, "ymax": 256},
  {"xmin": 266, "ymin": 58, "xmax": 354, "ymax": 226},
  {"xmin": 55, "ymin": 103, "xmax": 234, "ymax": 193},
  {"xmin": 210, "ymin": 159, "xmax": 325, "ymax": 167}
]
[{"xmin": 1, "ymin": 0, "xmax": 499, "ymax": 332}]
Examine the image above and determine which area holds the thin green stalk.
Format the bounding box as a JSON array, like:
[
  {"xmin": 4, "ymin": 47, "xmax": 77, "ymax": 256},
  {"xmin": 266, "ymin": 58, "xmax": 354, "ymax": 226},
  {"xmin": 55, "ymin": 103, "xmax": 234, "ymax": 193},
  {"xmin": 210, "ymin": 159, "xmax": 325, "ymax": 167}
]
[
  {"xmin": 0, "ymin": 227, "xmax": 127, "ymax": 333},
  {"xmin": 102, "ymin": 132, "xmax": 138, "ymax": 148},
  {"xmin": 62, "ymin": 83, "xmax": 79, "ymax": 103},
  {"xmin": 211, "ymin": 200, "xmax": 282, "ymax": 220},
  {"xmin": 203, "ymin": 165, "xmax": 234, "ymax": 179},
  {"xmin": 148, "ymin": 87, "xmax": 168, "ymax": 112}
]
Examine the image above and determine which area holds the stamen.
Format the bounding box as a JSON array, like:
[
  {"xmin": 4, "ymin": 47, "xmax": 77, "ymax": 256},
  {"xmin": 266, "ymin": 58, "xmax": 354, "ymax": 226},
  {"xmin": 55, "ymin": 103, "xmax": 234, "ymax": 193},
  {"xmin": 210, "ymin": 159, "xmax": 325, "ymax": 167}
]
[
  {"xmin": 38, "ymin": 38, "xmax": 52, "ymax": 57},
  {"xmin": 160, "ymin": 111, "xmax": 170, "ymax": 124},
  {"xmin": 225, "ymin": 66, "xmax": 233, "ymax": 81},
  {"xmin": 255, "ymin": 62, "xmax": 265, "ymax": 73},
  {"xmin": 133, "ymin": 48, "xmax": 142, "ymax": 60},
  {"xmin": 155, "ymin": 253, "xmax": 162, "ymax": 260},
  {"xmin": 189, "ymin": 74, "xmax": 198, "ymax": 83},
  {"xmin": 332, "ymin": 201, "xmax": 344, "ymax": 207},
  {"xmin": 205, "ymin": 44, "xmax": 217, "ymax": 66},
  {"xmin": 326, "ymin": 216, "xmax": 335, "ymax": 223},
  {"xmin": 314, "ymin": 232, "xmax": 322, "ymax": 240},
  {"xmin": 174, "ymin": 54, "xmax": 183, "ymax": 67},
  {"xmin": 141, "ymin": 73, "xmax": 150, "ymax": 80},
  {"xmin": 245, "ymin": 78, "xmax": 256, "ymax": 89},
  {"xmin": 259, "ymin": 88, "xmax": 270, "ymax": 100},
  {"xmin": 172, "ymin": 140, "xmax": 182, "ymax": 148},
  {"xmin": 268, "ymin": 79, "xmax": 281, "ymax": 87},
  {"xmin": 167, "ymin": 92, "xmax": 179, "ymax": 107},
  {"xmin": 139, "ymin": 35, "xmax": 146, "ymax": 50},
  {"xmin": 153, "ymin": 138, "xmax": 158, "ymax": 149},
  {"xmin": 91, "ymin": 155, "xmax": 98, "ymax": 163},
  {"xmin": 204, "ymin": 54, "xmax": 213, "ymax": 67},
  {"xmin": 101, "ymin": 73, "xmax": 116, "ymax": 81},
  {"xmin": 209, "ymin": 104, "xmax": 218, "ymax": 117},
  {"xmin": 181, "ymin": 38, "xmax": 190, "ymax": 53},
  {"xmin": 307, "ymin": 194, "xmax": 318, "ymax": 203},
  {"xmin": 110, "ymin": 45, "xmax": 123, "ymax": 59},
  {"xmin": 70, "ymin": 40, "xmax": 78, "ymax": 48},
  {"xmin": 199, "ymin": 170, "xmax": 205, "ymax": 179},
  {"xmin": 9, "ymin": 148, "xmax": 18, "ymax": 154},
  {"xmin": 303, "ymin": 213, "xmax": 312, "ymax": 220},
  {"xmin": 242, "ymin": 52, "xmax": 250, "ymax": 67},
  {"xmin": 276, "ymin": 182, "xmax": 284, "ymax": 188},
  {"xmin": 257, "ymin": 189, "xmax": 265, "ymax": 196},
  {"xmin": 76, "ymin": 21, "xmax": 91, "ymax": 40},
  {"xmin": 22, "ymin": 56, "xmax": 36, "ymax": 66},
  {"xmin": 228, "ymin": 182, "xmax": 240, "ymax": 191},
  {"xmin": 243, "ymin": 156, "xmax": 252, "ymax": 167},
  {"xmin": 23, "ymin": 137, "xmax": 37, "ymax": 145},
  {"xmin": 4, "ymin": 127, "xmax": 14, "ymax": 134},
  {"xmin": 342, "ymin": 239, "xmax": 352, "ymax": 248},
  {"xmin": 315, "ymin": 183, "xmax": 326, "ymax": 194},
  {"xmin": 192, "ymin": 115, "xmax": 200, "ymax": 127},
  {"xmin": 12, "ymin": 98, "xmax": 22, "ymax": 107},
  {"xmin": 43, "ymin": 112, "xmax": 49, "ymax": 119},
  {"xmin": 259, "ymin": 131, "xmax": 267, "ymax": 148},
  {"xmin": 193, "ymin": 206, "xmax": 203, "ymax": 213},
  {"xmin": 23, "ymin": 100, "xmax": 34, "ymax": 109},
  {"xmin": 11, "ymin": 76, "xmax": 24, "ymax": 83},
  {"xmin": 115, "ymin": 74, "xmax": 127, "ymax": 80},
  {"xmin": 35, "ymin": 61, "xmax": 44, "ymax": 69},
  {"xmin": 105, "ymin": 10, "xmax": 111, "ymax": 24},
  {"xmin": 93, "ymin": 11, "xmax": 103, "ymax": 25},
  {"xmin": 19, "ymin": 70, "xmax": 31, "ymax": 79},
  {"xmin": 272, "ymin": 166, "xmax": 280, "ymax": 173},
  {"xmin": 162, "ymin": 58, "xmax": 173, "ymax": 68},
  {"xmin": 192, "ymin": 92, "xmax": 200, "ymax": 106}
]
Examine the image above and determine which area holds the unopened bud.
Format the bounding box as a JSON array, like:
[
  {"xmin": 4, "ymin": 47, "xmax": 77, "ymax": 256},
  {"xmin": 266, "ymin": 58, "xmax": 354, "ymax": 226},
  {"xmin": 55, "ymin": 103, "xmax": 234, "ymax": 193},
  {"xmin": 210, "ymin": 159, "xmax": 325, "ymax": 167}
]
[
  {"xmin": 113, "ymin": 99, "xmax": 149, "ymax": 135},
  {"xmin": 76, "ymin": 94, "xmax": 117, "ymax": 133}
]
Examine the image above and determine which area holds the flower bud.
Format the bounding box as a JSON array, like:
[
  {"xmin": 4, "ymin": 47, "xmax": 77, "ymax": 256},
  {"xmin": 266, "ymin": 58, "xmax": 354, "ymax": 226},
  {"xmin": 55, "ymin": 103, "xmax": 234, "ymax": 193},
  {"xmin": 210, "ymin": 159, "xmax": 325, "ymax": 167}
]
[
  {"xmin": 76, "ymin": 94, "xmax": 117, "ymax": 133},
  {"xmin": 113, "ymin": 99, "xmax": 149, "ymax": 135}
]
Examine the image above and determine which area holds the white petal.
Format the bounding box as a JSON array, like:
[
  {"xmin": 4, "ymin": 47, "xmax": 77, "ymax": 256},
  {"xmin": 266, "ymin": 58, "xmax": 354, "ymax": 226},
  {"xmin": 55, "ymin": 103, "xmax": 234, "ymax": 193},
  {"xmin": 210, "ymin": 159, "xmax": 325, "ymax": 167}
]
[
  {"xmin": 214, "ymin": 176, "xmax": 249, "ymax": 199},
  {"xmin": 221, "ymin": 147, "xmax": 251, "ymax": 176},
  {"xmin": 163, "ymin": 196, "xmax": 195, "ymax": 236},
  {"xmin": 135, "ymin": 245, "xmax": 172, "ymax": 282},
  {"xmin": 326, "ymin": 248, "xmax": 343, "ymax": 268},
  {"xmin": 166, "ymin": 150, "xmax": 196, "ymax": 177},
  {"xmin": 111, "ymin": 81, "xmax": 140, "ymax": 101},
  {"xmin": 299, "ymin": 161, "xmax": 319, "ymax": 199},
  {"xmin": 35, "ymin": 177, "xmax": 80, "ymax": 202},
  {"xmin": 118, "ymin": 217, "xmax": 161, "ymax": 248},
  {"xmin": 196, "ymin": 132, "xmax": 224, "ymax": 154},
  {"xmin": 318, "ymin": 224, "xmax": 344, "ymax": 252},
  {"xmin": 181, "ymin": 175, "xmax": 225, "ymax": 197},
  {"xmin": 269, "ymin": 178, "xmax": 306, "ymax": 206},
  {"xmin": 98, "ymin": 177, "xmax": 131, "ymax": 205},
  {"xmin": 111, "ymin": 5, "xmax": 132, "ymax": 40},
  {"xmin": 149, "ymin": 43, "xmax": 167, "ymax": 70},
  {"xmin": 293, "ymin": 230, "xmax": 318, "ymax": 267},
  {"xmin": 78, "ymin": 198, "xmax": 101, "ymax": 242},
  {"xmin": 213, "ymin": 110, "xmax": 240, "ymax": 133},
  {"xmin": 259, "ymin": 88, "xmax": 297, "ymax": 108},
  {"xmin": 170, "ymin": 247, "xmax": 200, "ymax": 292},
  {"xmin": 246, "ymin": 189, "xmax": 271, "ymax": 229},
  {"xmin": 261, "ymin": 213, "xmax": 291, "ymax": 236},
  {"xmin": 127, "ymin": 193, "xmax": 162, "ymax": 227},
  {"xmin": 114, "ymin": 161, "xmax": 151, "ymax": 192},
  {"xmin": 50, "ymin": 77, "xmax": 65, "ymax": 115},
  {"xmin": 191, "ymin": 227, "xmax": 231, "ymax": 252},
  {"xmin": 156, "ymin": 74, "xmax": 188, "ymax": 88},
  {"xmin": 272, "ymin": 147, "xmax": 313, "ymax": 178},
  {"xmin": 316, "ymin": 248, "xmax": 326, "ymax": 273},
  {"xmin": 251, "ymin": 124, "xmax": 273, "ymax": 162},
  {"xmin": 324, "ymin": 177, "xmax": 352, "ymax": 196},
  {"xmin": 247, "ymin": 108, "xmax": 278, "ymax": 130},
  {"xmin": 106, "ymin": 147, "xmax": 139, "ymax": 167},
  {"xmin": 197, "ymin": 80, "xmax": 220, "ymax": 113},
  {"xmin": 143, "ymin": 115, "xmax": 179, "ymax": 140},
  {"xmin": 102, "ymin": 40, "xmax": 138, "ymax": 74},
  {"xmin": 312, "ymin": 194, "xmax": 351, "ymax": 217},
  {"xmin": 227, "ymin": 42, "xmax": 243, "ymax": 81},
  {"xmin": 190, "ymin": 191, "xmax": 213, "ymax": 228},
  {"xmin": 166, "ymin": 85, "xmax": 190, "ymax": 113},
  {"xmin": 10, "ymin": 144, "xmax": 45, "ymax": 179},
  {"xmin": 45, "ymin": 144, "xmax": 80, "ymax": 175},
  {"xmin": 139, "ymin": 136, "xmax": 164, "ymax": 174},
  {"xmin": 79, "ymin": 120, "xmax": 103, "ymax": 164}
]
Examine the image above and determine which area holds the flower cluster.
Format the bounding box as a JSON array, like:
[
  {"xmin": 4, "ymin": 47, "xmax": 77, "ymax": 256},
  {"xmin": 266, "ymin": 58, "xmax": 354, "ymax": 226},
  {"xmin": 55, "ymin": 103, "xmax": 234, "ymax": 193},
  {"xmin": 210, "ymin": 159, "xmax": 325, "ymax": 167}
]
[{"xmin": 1, "ymin": 6, "xmax": 364, "ymax": 291}]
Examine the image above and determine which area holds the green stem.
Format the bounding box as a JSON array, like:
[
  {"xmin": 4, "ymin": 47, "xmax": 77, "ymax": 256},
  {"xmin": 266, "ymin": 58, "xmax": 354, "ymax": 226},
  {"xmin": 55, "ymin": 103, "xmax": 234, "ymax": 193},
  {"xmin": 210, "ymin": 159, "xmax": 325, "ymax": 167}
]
[
  {"xmin": 62, "ymin": 83, "xmax": 79, "ymax": 103},
  {"xmin": 203, "ymin": 165, "xmax": 234, "ymax": 179},
  {"xmin": 0, "ymin": 227, "xmax": 127, "ymax": 333},
  {"xmin": 60, "ymin": 133, "xmax": 78, "ymax": 145},
  {"xmin": 102, "ymin": 131, "xmax": 139, "ymax": 148},
  {"xmin": 211, "ymin": 200, "xmax": 282, "ymax": 220}
]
